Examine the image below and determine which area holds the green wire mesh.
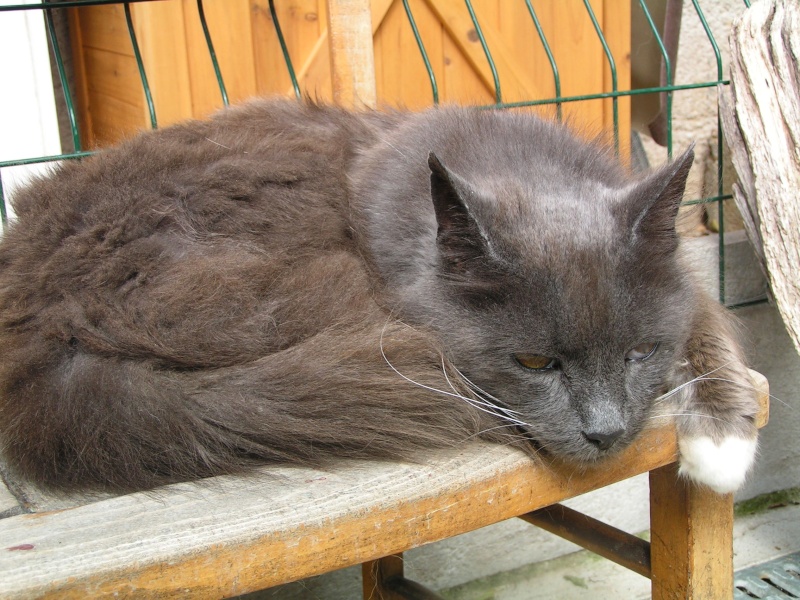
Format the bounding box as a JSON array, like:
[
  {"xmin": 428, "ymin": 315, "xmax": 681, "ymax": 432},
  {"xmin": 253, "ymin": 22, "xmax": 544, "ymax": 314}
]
[{"xmin": 0, "ymin": 0, "xmax": 757, "ymax": 307}]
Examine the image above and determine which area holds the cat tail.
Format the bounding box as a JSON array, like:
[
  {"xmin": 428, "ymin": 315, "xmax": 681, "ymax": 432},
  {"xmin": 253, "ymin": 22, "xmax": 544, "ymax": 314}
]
[{"xmin": 0, "ymin": 320, "xmax": 523, "ymax": 493}]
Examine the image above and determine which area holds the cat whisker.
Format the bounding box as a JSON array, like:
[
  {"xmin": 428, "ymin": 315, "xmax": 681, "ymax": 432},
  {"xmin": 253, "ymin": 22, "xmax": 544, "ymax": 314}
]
[
  {"xmin": 680, "ymin": 376, "xmax": 788, "ymax": 409},
  {"xmin": 655, "ymin": 362, "xmax": 736, "ymax": 403},
  {"xmin": 648, "ymin": 412, "xmax": 728, "ymax": 423},
  {"xmin": 470, "ymin": 424, "xmax": 538, "ymax": 444},
  {"xmin": 657, "ymin": 368, "xmax": 787, "ymax": 409},
  {"xmin": 378, "ymin": 324, "xmax": 532, "ymax": 429},
  {"xmin": 379, "ymin": 320, "xmax": 532, "ymax": 427},
  {"xmin": 440, "ymin": 356, "xmax": 463, "ymax": 396},
  {"xmin": 453, "ymin": 366, "xmax": 525, "ymax": 418},
  {"xmin": 204, "ymin": 137, "xmax": 232, "ymax": 150}
]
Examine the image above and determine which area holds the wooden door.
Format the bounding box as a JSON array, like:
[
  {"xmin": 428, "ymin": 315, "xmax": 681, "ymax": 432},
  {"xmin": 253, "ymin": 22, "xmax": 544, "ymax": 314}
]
[{"xmin": 69, "ymin": 0, "xmax": 630, "ymax": 153}]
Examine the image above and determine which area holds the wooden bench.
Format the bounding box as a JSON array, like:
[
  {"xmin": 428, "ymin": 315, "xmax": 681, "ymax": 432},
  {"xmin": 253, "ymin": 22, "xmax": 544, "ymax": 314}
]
[{"xmin": 0, "ymin": 371, "xmax": 769, "ymax": 599}]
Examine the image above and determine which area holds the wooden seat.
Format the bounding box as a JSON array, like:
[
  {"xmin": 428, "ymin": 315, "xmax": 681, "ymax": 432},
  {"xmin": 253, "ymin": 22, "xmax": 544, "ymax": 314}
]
[{"xmin": 0, "ymin": 371, "xmax": 770, "ymax": 599}]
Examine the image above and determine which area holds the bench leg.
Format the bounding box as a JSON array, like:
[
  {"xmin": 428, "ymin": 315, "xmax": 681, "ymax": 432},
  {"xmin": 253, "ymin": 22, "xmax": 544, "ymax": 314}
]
[
  {"xmin": 362, "ymin": 553, "xmax": 444, "ymax": 600},
  {"xmin": 650, "ymin": 463, "xmax": 734, "ymax": 599}
]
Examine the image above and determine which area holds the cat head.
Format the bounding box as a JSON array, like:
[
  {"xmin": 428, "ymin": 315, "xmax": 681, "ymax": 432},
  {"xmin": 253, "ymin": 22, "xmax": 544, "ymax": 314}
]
[{"xmin": 423, "ymin": 137, "xmax": 697, "ymax": 463}]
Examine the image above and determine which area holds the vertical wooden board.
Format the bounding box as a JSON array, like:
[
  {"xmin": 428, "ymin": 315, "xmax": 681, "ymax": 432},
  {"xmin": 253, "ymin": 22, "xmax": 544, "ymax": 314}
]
[
  {"xmin": 415, "ymin": 0, "xmax": 494, "ymax": 105},
  {"xmin": 251, "ymin": 0, "xmax": 291, "ymax": 96},
  {"xmin": 467, "ymin": 0, "xmax": 514, "ymax": 101},
  {"xmin": 77, "ymin": 3, "xmax": 135, "ymax": 55},
  {"xmin": 374, "ymin": 0, "xmax": 442, "ymax": 109},
  {"xmin": 181, "ymin": 0, "xmax": 257, "ymax": 118},
  {"xmin": 403, "ymin": 0, "xmax": 444, "ymax": 108},
  {"xmin": 547, "ymin": 0, "xmax": 605, "ymax": 131},
  {"xmin": 291, "ymin": 0, "xmax": 396, "ymax": 103},
  {"xmin": 303, "ymin": 0, "xmax": 335, "ymax": 99},
  {"xmin": 424, "ymin": 0, "xmax": 545, "ymax": 106},
  {"xmin": 79, "ymin": 48, "xmax": 144, "ymax": 146},
  {"xmin": 497, "ymin": 1, "xmax": 558, "ymax": 119},
  {"xmin": 88, "ymin": 93, "xmax": 152, "ymax": 148},
  {"xmin": 649, "ymin": 463, "xmax": 735, "ymax": 599},
  {"xmin": 70, "ymin": 5, "xmax": 145, "ymax": 147},
  {"xmin": 284, "ymin": 0, "xmax": 327, "ymax": 80},
  {"xmin": 132, "ymin": 1, "xmax": 194, "ymax": 127},
  {"xmin": 251, "ymin": 0, "xmax": 324, "ymax": 98},
  {"xmin": 440, "ymin": 33, "xmax": 492, "ymax": 106},
  {"xmin": 67, "ymin": 7, "xmax": 95, "ymax": 148},
  {"xmin": 603, "ymin": 0, "xmax": 632, "ymax": 160},
  {"xmin": 82, "ymin": 48, "xmax": 142, "ymax": 105}
]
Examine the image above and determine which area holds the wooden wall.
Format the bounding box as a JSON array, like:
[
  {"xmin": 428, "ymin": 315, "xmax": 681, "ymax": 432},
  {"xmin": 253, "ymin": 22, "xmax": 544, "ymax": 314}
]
[{"xmin": 69, "ymin": 0, "xmax": 630, "ymax": 153}]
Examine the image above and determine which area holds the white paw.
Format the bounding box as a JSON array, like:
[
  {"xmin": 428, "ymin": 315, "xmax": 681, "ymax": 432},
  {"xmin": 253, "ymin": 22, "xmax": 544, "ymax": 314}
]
[{"xmin": 677, "ymin": 435, "xmax": 757, "ymax": 494}]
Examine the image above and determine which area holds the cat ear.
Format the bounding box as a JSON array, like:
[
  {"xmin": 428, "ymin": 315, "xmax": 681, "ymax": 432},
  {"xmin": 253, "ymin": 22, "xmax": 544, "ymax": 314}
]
[
  {"xmin": 624, "ymin": 145, "xmax": 695, "ymax": 251},
  {"xmin": 428, "ymin": 152, "xmax": 491, "ymax": 269}
]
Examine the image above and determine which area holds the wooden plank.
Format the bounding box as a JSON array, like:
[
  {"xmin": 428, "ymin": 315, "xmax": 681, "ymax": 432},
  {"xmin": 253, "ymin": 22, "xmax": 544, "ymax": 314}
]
[
  {"xmin": 421, "ymin": 0, "xmax": 544, "ymax": 103},
  {"xmin": 440, "ymin": 29, "xmax": 492, "ymax": 105},
  {"xmin": 547, "ymin": 0, "xmax": 605, "ymax": 130},
  {"xmin": 649, "ymin": 462, "xmax": 734, "ymax": 599},
  {"xmin": 86, "ymin": 92, "xmax": 151, "ymax": 148},
  {"xmin": 131, "ymin": 0, "xmax": 193, "ymax": 127},
  {"xmin": 76, "ymin": 3, "xmax": 134, "ymax": 56},
  {"xmin": 81, "ymin": 47, "xmax": 143, "ymax": 108},
  {"xmin": 493, "ymin": 0, "xmax": 556, "ymax": 118},
  {"xmin": 250, "ymin": 0, "xmax": 325, "ymax": 97},
  {"xmin": 373, "ymin": 0, "xmax": 444, "ymax": 109},
  {"xmin": 66, "ymin": 7, "xmax": 95, "ymax": 148},
  {"xmin": 182, "ymin": 0, "xmax": 258, "ymax": 117},
  {"xmin": 0, "ymin": 427, "xmax": 679, "ymax": 599},
  {"xmin": 326, "ymin": 0, "xmax": 377, "ymax": 108}
]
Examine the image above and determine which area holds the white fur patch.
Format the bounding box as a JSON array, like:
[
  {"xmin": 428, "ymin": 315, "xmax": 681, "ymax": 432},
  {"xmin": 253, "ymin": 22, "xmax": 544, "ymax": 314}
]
[{"xmin": 678, "ymin": 435, "xmax": 758, "ymax": 494}]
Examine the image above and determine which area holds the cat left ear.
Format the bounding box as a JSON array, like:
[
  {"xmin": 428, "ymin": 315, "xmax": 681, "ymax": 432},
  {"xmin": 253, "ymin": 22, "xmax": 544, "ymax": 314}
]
[
  {"xmin": 624, "ymin": 145, "xmax": 695, "ymax": 250},
  {"xmin": 428, "ymin": 152, "xmax": 490, "ymax": 269}
]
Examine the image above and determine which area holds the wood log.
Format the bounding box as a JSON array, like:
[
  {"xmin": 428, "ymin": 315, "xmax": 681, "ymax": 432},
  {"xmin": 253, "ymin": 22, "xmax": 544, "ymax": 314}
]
[{"xmin": 719, "ymin": 0, "xmax": 800, "ymax": 354}]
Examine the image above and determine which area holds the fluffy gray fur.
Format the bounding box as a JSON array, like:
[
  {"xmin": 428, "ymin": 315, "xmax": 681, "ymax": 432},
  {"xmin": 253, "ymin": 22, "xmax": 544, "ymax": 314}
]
[{"xmin": 0, "ymin": 99, "xmax": 758, "ymax": 493}]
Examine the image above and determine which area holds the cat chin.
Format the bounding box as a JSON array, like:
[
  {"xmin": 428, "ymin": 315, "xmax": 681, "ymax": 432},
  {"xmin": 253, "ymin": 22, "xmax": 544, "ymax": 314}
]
[{"xmin": 677, "ymin": 435, "xmax": 758, "ymax": 494}]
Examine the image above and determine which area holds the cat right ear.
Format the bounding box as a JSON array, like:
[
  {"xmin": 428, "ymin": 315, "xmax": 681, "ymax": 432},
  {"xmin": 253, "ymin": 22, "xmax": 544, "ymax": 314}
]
[
  {"xmin": 623, "ymin": 145, "xmax": 695, "ymax": 252},
  {"xmin": 428, "ymin": 152, "xmax": 491, "ymax": 271}
]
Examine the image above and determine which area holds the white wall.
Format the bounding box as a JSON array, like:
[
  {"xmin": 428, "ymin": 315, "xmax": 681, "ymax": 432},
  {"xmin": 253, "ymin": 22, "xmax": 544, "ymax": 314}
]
[{"xmin": 0, "ymin": 0, "xmax": 61, "ymax": 221}]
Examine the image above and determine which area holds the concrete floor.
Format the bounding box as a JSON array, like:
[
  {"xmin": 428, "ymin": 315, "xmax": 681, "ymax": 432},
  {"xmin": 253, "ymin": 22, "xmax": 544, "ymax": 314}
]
[{"xmin": 437, "ymin": 499, "xmax": 800, "ymax": 600}]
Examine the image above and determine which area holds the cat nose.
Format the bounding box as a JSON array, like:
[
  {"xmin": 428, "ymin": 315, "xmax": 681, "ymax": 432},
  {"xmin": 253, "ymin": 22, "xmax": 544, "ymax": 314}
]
[{"xmin": 582, "ymin": 428, "xmax": 624, "ymax": 451}]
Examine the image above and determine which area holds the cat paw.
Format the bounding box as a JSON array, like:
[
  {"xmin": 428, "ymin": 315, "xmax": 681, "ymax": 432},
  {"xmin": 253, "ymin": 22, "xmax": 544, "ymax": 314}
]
[{"xmin": 677, "ymin": 435, "xmax": 757, "ymax": 494}]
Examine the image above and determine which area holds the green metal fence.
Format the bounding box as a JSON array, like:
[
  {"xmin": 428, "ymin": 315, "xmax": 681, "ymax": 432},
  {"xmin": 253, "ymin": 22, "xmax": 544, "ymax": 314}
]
[{"xmin": 0, "ymin": 0, "xmax": 758, "ymax": 307}]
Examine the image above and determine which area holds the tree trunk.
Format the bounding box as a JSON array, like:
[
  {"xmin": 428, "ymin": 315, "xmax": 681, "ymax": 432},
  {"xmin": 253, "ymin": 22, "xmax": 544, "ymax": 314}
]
[{"xmin": 719, "ymin": 0, "xmax": 800, "ymax": 355}]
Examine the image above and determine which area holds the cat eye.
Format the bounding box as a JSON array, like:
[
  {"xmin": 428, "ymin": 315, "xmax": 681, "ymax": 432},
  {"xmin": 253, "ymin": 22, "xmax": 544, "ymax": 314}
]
[
  {"xmin": 514, "ymin": 353, "xmax": 559, "ymax": 371},
  {"xmin": 625, "ymin": 342, "xmax": 659, "ymax": 362}
]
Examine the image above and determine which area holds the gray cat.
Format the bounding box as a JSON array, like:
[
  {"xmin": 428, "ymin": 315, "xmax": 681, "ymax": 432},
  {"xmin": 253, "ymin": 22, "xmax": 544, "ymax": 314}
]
[{"xmin": 0, "ymin": 99, "xmax": 758, "ymax": 494}]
